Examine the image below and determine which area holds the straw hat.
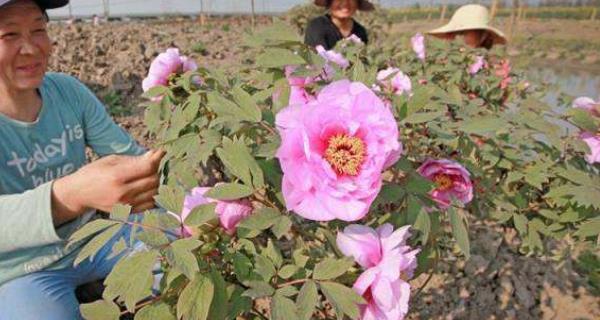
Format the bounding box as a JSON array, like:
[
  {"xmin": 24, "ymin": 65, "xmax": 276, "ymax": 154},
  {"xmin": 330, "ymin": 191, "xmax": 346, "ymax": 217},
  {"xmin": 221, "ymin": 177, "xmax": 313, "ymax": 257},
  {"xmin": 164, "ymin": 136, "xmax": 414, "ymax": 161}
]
[
  {"xmin": 427, "ymin": 4, "xmax": 507, "ymax": 45},
  {"xmin": 314, "ymin": 0, "xmax": 375, "ymax": 12}
]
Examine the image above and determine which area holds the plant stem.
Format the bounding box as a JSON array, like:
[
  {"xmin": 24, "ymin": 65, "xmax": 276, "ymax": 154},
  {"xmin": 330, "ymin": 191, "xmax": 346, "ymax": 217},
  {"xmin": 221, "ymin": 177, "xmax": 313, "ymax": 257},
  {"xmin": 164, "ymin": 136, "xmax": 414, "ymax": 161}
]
[{"xmin": 276, "ymin": 278, "xmax": 309, "ymax": 288}]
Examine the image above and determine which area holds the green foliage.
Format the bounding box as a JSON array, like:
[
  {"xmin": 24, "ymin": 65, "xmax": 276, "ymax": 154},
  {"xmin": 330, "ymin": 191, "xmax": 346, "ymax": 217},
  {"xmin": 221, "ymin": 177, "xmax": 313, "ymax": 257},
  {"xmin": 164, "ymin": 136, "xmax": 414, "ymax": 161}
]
[{"xmin": 77, "ymin": 16, "xmax": 599, "ymax": 320}]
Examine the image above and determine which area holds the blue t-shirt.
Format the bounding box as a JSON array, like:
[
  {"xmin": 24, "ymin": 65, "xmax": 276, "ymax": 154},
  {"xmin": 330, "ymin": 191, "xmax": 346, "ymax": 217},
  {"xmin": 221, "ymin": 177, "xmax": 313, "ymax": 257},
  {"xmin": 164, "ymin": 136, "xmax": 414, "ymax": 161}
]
[{"xmin": 0, "ymin": 72, "xmax": 144, "ymax": 286}]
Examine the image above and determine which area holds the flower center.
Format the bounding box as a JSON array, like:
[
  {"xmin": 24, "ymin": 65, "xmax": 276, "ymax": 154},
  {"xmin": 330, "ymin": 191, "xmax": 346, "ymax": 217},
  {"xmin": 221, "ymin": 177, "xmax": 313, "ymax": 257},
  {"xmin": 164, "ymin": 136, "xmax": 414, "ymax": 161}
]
[
  {"xmin": 324, "ymin": 134, "xmax": 366, "ymax": 176},
  {"xmin": 434, "ymin": 174, "xmax": 453, "ymax": 191}
]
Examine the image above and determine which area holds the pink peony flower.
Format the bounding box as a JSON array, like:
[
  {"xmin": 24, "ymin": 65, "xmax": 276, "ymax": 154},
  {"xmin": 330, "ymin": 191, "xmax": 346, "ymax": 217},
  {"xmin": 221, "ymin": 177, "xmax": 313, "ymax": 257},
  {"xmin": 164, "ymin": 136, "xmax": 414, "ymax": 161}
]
[
  {"xmin": 376, "ymin": 67, "xmax": 412, "ymax": 96},
  {"xmin": 411, "ymin": 33, "xmax": 426, "ymax": 61},
  {"xmin": 417, "ymin": 159, "xmax": 473, "ymax": 208},
  {"xmin": 316, "ymin": 45, "xmax": 350, "ymax": 79},
  {"xmin": 346, "ymin": 34, "xmax": 364, "ymax": 44},
  {"xmin": 337, "ymin": 224, "xmax": 419, "ymax": 320},
  {"xmin": 573, "ymin": 96, "xmax": 600, "ymax": 116},
  {"xmin": 285, "ymin": 65, "xmax": 316, "ymax": 105},
  {"xmin": 468, "ymin": 55, "xmax": 486, "ymax": 75},
  {"xmin": 142, "ymin": 48, "xmax": 198, "ymax": 92},
  {"xmin": 174, "ymin": 187, "xmax": 253, "ymax": 236},
  {"xmin": 580, "ymin": 132, "xmax": 600, "ymax": 164},
  {"xmin": 276, "ymin": 80, "xmax": 402, "ymax": 221}
]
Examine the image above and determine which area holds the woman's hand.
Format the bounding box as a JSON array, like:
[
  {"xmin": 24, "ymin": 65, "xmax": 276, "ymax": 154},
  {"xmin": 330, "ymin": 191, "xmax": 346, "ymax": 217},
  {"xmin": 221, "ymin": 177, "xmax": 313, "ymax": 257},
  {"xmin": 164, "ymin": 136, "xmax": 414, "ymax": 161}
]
[{"xmin": 51, "ymin": 150, "xmax": 165, "ymax": 225}]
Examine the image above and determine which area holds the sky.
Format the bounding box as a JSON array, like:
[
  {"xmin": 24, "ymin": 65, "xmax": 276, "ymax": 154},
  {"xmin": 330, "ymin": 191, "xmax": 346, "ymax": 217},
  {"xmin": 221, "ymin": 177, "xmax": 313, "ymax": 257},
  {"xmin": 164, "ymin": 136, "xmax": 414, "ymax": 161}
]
[{"xmin": 47, "ymin": 0, "xmax": 567, "ymax": 18}]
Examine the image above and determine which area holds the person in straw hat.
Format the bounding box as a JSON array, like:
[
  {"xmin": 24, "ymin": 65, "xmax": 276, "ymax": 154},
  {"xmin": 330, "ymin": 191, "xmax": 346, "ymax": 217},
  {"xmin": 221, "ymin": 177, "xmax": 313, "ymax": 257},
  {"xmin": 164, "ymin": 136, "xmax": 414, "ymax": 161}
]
[
  {"xmin": 305, "ymin": 0, "xmax": 374, "ymax": 50},
  {"xmin": 427, "ymin": 4, "xmax": 507, "ymax": 50}
]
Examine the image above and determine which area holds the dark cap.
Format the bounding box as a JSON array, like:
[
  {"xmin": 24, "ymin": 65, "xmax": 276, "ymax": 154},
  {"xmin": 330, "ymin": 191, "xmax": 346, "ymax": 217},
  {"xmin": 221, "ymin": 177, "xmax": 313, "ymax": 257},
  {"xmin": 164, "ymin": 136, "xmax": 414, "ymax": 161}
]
[
  {"xmin": 0, "ymin": 0, "xmax": 69, "ymax": 9},
  {"xmin": 314, "ymin": 0, "xmax": 375, "ymax": 11}
]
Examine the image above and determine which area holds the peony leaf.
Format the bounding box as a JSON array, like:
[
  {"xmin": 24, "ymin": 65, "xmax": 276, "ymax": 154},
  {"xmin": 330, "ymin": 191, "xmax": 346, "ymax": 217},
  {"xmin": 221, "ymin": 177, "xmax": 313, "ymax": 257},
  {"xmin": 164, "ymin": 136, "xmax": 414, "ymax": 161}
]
[
  {"xmin": 104, "ymin": 250, "xmax": 159, "ymax": 312},
  {"xmin": 319, "ymin": 282, "xmax": 365, "ymax": 320},
  {"xmin": 448, "ymin": 207, "xmax": 470, "ymax": 260},
  {"xmin": 242, "ymin": 280, "xmax": 275, "ymax": 298},
  {"xmin": 134, "ymin": 302, "xmax": 176, "ymax": 320},
  {"xmin": 207, "ymin": 269, "xmax": 229, "ymax": 320},
  {"xmin": 271, "ymin": 293, "xmax": 299, "ymax": 320},
  {"xmin": 110, "ymin": 204, "xmax": 132, "ymax": 222},
  {"xmin": 184, "ymin": 203, "xmax": 217, "ymax": 226},
  {"xmin": 176, "ymin": 273, "xmax": 214, "ymax": 320},
  {"xmin": 80, "ymin": 299, "xmax": 120, "ymax": 320},
  {"xmin": 204, "ymin": 183, "xmax": 254, "ymax": 200},
  {"xmin": 312, "ymin": 258, "xmax": 354, "ymax": 280},
  {"xmin": 296, "ymin": 280, "xmax": 319, "ymax": 320},
  {"xmin": 256, "ymin": 48, "xmax": 306, "ymax": 68},
  {"xmin": 155, "ymin": 184, "xmax": 186, "ymax": 215},
  {"xmin": 165, "ymin": 239, "xmax": 203, "ymax": 280},
  {"xmin": 231, "ymin": 85, "xmax": 262, "ymax": 123},
  {"xmin": 74, "ymin": 224, "xmax": 123, "ymax": 266},
  {"xmin": 67, "ymin": 219, "xmax": 119, "ymax": 249}
]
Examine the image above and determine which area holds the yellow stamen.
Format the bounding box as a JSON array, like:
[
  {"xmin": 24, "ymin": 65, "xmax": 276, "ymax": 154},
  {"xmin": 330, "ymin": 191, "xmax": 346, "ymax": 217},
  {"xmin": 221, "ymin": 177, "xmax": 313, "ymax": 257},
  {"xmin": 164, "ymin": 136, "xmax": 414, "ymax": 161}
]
[
  {"xmin": 324, "ymin": 134, "xmax": 366, "ymax": 176},
  {"xmin": 434, "ymin": 174, "xmax": 453, "ymax": 191}
]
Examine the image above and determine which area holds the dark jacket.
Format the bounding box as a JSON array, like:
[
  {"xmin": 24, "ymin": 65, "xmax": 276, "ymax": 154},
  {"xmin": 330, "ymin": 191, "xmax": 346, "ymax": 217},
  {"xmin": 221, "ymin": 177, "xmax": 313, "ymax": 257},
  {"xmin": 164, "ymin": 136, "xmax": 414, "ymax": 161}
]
[{"xmin": 304, "ymin": 14, "xmax": 368, "ymax": 50}]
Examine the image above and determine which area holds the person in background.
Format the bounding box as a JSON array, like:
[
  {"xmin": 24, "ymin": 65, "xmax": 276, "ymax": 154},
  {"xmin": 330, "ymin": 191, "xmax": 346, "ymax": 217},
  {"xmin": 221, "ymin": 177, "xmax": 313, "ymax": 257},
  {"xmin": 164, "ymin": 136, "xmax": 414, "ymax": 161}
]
[
  {"xmin": 427, "ymin": 4, "xmax": 507, "ymax": 50},
  {"xmin": 0, "ymin": 0, "xmax": 164, "ymax": 318},
  {"xmin": 305, "ymin": 0, "xmax": 373, "ymax": 50}
]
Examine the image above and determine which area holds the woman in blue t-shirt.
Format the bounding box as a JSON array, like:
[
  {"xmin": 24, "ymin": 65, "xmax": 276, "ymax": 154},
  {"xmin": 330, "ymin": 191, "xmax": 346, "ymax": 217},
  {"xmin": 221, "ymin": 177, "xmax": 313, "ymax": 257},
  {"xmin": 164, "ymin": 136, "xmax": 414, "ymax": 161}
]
[
  {"xmin": 305, "ymin": 0, "xmax": 373, "ymax": 50},
  {"xmin": 0, "ymin": 1, "xmax": 163, "ymax": 318}
]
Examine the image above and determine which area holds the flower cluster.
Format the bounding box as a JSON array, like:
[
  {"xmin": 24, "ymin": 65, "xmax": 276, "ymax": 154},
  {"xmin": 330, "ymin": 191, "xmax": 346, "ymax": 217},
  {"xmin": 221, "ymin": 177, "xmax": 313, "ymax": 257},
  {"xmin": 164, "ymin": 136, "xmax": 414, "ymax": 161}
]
[{"xmin": 337, "ymin": 224, "xmax": 419, "ymax": 320}]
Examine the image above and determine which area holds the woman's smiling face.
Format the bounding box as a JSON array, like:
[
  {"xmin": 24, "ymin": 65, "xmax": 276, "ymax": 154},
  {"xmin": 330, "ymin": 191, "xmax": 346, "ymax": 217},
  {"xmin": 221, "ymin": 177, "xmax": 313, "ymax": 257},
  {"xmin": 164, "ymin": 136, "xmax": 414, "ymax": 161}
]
[
  {"xmin": 329, "ymin": 0, "xmax": 359, "ymax": 20},
  {"xmin": 0, "ymin": 0, "xmax": 51, "ymax": 93}
]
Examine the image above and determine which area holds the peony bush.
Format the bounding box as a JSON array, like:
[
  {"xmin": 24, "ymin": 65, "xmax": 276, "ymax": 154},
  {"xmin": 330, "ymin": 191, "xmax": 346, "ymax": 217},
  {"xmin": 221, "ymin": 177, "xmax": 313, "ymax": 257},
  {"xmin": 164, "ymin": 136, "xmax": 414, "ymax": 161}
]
[{"xmin": 72, "ymin": 20, "xmax": 600, "ymax": 320}]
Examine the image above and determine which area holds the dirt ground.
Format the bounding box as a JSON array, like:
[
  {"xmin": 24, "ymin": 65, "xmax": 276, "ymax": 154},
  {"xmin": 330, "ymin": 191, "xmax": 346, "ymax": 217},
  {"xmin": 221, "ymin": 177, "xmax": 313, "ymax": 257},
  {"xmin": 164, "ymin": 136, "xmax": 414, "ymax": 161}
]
[{"xmin": 46, "ymin": 17, "xmax": 600, "ymax": 319}]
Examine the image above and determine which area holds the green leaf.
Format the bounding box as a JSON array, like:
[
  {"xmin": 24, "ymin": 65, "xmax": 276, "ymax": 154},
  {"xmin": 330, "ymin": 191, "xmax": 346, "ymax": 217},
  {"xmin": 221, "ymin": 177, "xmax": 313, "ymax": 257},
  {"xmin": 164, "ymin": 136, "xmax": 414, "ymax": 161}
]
[
  {"xmin": 165, "ymin": 239, "xmax": 202, "ymax": 280},
  {"xmin": 134, "ymin": 302, "xmax": 176, "ymax": 320},
  {"xmin": 110, "ymin": 204, "xmax": 132, "ymax": 222},
  {"xmin": 319, "ymin": 282, "xmax": 364, "ymax": 320},
  {"xmin": 177, "ymin": 274, "xmax": 215, "ymax": 320},
  {"xmin": 204, "ymin": 183, "xmax": 254, "ymax": 200},
  {"xmin": 278, "ymin": 265, "xmax": 298, "ymax": 279},
  {"xmin": 68, "ymin": 219, "xmax": 119, "ymax": 249},
  {"xmin": 255, "ymin": 254, "xmax": 277, "ymax": 282},
  {"xmin": 137, "ymin": 229, "xmax": 170, "ymax": 247},
  {"xmin": 296, "ymin": 280, "xmax": 319, "ymax": 320},
  {"xmin": 313, "ymin": 258, "xmax": 354, "ymax": 280},
  {"xmin": 237, "ymin": 207, "xmax": 281, "ymax": 238},
  {"xmin": 271, "ymin": 216, "xmax": 293, "ymax": 239},
  {"xmin": 242, "ymin": 280, "xmax": 275, "ymax": 298},
  {"xmin": 402, "ymin": 111, "xmax": 445, "ymax": 124},
  {"xmin": 207, "ymin": 269, "xmax": 229, "ymax": 320},
  {"xmin": 568, "ymin": 107, "xmax": 598, "ymax": 132},
  {"xmin": 413, "ymin": 209, "xmax": 432, "ymax": 244},
  {"xmin": 513, "ymin": 214, "xmax": 529, "ymax": 235},
  {"xmin": 271, "ymin": 293, "xmax": 299, "ymax": 320},
  {"xmin": 155, "ymin": 184, "xmax": 186, "ymax": 214},
  {"xmin": 448, "ymin": 207, "xmax": 470, "ymax": 259},
  {"xmin": 80, "ymin": 299, "xmax": 120, "ymax": 320},
  {"xmin": 184, "ymin": 203, "xmax": 217, "ymax": 226},
  {"xmin": 256, "ymin": 48, "xmax": 306, "ymax": 68},
  {"xmin": 216, "ymin": 137, "xmax": 264, "ymax": 188},
  {"xmin": 460, "ymin": 116, "xmax": 507, "ymax": 134},
  {"xmin": 407, "ymin": 85, "xmax": 436, "ymax": 116},
  {"xmin": 264, "ymin": 239, "xmax": 284, "ymax": 269},
  {"xmin": 74, "ymin": 224, "xmax": 122, "ymax": 266},
  {"xmin": 574, "ymin": 218, "xmax": 600, "ymax": 238},
  {"xmin": 231, "ymin": 86, "xmax": 262, "ymax": 123},
  {"xmin": 104, "ymin": 250, "xmax": 159, "ymax": 312}
]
